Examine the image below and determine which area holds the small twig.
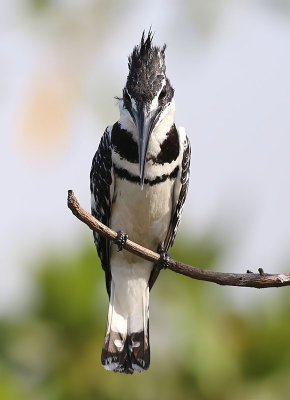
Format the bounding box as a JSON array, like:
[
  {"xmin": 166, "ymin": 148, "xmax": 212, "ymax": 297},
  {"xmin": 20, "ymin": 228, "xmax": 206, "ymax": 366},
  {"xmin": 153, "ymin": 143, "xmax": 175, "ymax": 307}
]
[{"xmin": 67, "ymin": 190, "xmax": 290, "ymax": 289}]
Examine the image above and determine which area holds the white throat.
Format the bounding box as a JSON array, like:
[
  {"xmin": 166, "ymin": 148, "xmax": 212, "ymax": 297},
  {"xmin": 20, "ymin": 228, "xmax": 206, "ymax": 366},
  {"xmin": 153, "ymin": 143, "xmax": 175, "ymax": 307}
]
[
  {"xmin": 118, "ymin": 99, "xmax": 175, "ymax": 160},
  {"xmin": 118, "ymin": 99, "xmax": 175, "ymax": 138}
]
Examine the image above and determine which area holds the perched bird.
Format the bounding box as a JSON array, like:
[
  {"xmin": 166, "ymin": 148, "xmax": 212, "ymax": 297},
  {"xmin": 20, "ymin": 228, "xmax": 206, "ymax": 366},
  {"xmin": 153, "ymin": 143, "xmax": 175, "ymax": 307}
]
[{"xmin": 90, "ymin": 30, "xmax": 191, "ymax": 374}]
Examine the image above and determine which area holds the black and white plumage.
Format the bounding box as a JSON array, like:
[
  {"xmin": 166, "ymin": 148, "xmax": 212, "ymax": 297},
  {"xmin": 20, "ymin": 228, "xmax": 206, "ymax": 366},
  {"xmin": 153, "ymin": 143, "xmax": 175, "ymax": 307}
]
[{"xmin": 90, "ymin": 30, "xmax": 191, "ymax": 374}]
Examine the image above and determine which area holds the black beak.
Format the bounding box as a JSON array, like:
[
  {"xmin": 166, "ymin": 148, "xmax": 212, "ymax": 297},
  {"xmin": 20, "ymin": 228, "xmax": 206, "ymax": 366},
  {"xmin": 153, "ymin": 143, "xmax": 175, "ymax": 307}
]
[{"xmin": 133, "ymin": 107, "xmax": 156, "ymax": 189}]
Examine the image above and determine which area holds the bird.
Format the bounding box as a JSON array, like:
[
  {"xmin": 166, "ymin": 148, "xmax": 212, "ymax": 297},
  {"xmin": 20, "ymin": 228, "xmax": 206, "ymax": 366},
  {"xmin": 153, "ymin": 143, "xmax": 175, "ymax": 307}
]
[{"xmin": 90, "ymin": 29, "xmax": 191, "ymax": 374}]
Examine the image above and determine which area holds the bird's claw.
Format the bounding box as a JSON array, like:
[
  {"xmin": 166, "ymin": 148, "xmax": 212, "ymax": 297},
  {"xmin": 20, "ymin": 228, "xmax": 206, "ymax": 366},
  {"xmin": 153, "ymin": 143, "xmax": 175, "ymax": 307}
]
[
  {"xmin": 114, "ymin": 230, "xmax": 128, "ymax": 251},
  {"xmin": 155, "ymin": 250, "xmax": 170, "ymax": 270},
  {"xmin": 258, "ymin": 267, "xmax": 265, "ymax": 275},
  {"xmin": 247, "ymin": 268, "xmax": 265, "ymax": 275}
]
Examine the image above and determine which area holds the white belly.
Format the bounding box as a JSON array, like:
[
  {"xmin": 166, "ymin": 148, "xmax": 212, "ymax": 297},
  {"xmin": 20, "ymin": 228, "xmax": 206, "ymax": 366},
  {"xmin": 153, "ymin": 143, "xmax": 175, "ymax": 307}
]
[
  {"xmin": 111, "ymin": 177, "xmax": 175, "ymax": 250},
  {"xmin": 109, "ymin": 177, "xmax": 175, "ymax": 322}
]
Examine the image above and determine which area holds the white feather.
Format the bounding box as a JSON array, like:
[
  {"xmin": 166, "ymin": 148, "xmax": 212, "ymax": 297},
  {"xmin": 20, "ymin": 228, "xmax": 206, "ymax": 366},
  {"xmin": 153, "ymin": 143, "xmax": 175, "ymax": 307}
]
[
  {"xmin": 112, "ymin": 149, "xmax": 181, "ymax": 179},
  {"xmin": 131, "ymin": 363, "xmax": 145, "ymax": 373}
]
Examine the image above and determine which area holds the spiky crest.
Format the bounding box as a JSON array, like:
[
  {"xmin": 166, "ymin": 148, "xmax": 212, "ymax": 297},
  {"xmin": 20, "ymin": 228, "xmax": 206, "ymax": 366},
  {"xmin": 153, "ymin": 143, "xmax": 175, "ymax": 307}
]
[{"xmin": 126, "ymin": 29, "xmax": 168, "ymax": 108}]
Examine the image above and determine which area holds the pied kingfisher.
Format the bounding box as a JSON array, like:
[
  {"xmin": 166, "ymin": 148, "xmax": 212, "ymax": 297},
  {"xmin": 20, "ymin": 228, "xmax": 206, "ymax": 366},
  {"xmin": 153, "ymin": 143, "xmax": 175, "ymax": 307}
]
[{"xmin": 90, "ymin": 30, "xmax": 191, "ymax": 374}]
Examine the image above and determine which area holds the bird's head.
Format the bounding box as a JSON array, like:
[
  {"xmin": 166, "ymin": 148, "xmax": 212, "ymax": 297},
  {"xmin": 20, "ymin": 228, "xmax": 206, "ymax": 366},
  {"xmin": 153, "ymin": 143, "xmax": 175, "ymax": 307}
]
[{"xmin": 122, "ymin": 29, "xmax": 174, "ymax": 187}]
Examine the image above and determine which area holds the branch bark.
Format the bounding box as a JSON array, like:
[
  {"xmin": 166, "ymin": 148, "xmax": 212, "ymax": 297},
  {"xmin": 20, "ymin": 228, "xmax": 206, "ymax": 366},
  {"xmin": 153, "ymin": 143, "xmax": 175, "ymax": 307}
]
[{"xmin": 67, "ymin": 190, "xmax": 290, "ymax": 289}]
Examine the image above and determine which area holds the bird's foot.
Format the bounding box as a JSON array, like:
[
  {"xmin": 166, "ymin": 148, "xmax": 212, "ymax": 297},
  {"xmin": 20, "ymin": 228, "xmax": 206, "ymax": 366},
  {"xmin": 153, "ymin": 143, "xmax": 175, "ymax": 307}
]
[
  {"xmin": 114, "ymin": 230, "xmax": 128, "ymax": 251},
  {"xmin": 258, "ymin": 267, "xmax": 265, "ymax": 275},
  {"xmin": 155, "ymin": 249, "xmax": 170, "ymax": 271},
  {"xmin": 246, "ymin": 268, "xmax": 265, "ymax": 275}
]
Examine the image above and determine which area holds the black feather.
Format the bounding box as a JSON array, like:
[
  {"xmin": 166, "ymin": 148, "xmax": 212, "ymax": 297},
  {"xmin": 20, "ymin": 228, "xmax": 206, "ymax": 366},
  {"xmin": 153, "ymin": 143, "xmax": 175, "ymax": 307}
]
[
  {"xmin": 90, "ymin": 127, "xmax": 113, "ymax": 296},
  {"xmin": 126, "ymin": 30, "xmax": 171, "ymax": 109},
  {"xmin": 149, "ymin": 134, "xmax": 191, "ymax": 290},
  {"xmin": 165, "ymin": 134, "xmax": 191, "ymax": 248}
]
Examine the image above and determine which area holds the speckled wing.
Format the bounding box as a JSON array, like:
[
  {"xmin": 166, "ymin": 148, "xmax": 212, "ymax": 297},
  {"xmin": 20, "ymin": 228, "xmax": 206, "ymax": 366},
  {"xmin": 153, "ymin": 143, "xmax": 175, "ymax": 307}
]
[
  {"xmin": 90, "ymin": 127, "xmax": 114, "ymax": 296},
  {"xmin": 149, "ymin": 130, "xmax": 191, "ymax": 290},
  {"xmin": 165, "ymin": 130, "xmax": 191, "ymax": 249}
]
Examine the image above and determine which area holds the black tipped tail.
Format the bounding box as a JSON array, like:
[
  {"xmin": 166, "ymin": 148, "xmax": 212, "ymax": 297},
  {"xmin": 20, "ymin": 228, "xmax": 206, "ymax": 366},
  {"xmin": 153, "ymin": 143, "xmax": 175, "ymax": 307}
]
[{"xmin": 101, "ymin": 331, "xmax": 150, "ymax": 374}]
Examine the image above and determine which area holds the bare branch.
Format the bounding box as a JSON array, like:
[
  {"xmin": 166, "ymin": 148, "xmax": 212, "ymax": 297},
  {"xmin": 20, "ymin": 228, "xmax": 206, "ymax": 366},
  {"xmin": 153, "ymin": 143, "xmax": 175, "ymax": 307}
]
[{"xmin": 67, "ymin": 190, "xmax": 290, "ymax": 289}]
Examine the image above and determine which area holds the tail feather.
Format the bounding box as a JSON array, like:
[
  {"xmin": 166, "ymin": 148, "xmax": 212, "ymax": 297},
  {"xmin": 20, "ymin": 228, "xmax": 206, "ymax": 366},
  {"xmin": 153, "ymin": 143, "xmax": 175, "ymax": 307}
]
[
  {"xmin": 101, "ymin": 331, "xmax": 133, "ymax": 374},
  {"xmin": 128, "ymin": 331, "xmax": 150, "ymax": 372},
  {"xmin": 101, "ymin": 281, "xmax": 150, "ymax": 373}
]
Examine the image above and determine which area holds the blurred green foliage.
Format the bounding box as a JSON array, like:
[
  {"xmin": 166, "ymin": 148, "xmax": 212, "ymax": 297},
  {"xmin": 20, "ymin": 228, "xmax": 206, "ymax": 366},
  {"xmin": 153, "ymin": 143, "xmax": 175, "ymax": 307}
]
[{"xmin": 0, "ymin": 235, "xmax": 290, "ymax": 400}]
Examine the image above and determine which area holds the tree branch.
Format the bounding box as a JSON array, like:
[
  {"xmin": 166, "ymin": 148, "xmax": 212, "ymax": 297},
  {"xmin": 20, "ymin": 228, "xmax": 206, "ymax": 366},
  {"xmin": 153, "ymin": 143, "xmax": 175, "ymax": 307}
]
[{"xmin": 67, "ymin": 190, "xmax": 290, "ymax": 289}]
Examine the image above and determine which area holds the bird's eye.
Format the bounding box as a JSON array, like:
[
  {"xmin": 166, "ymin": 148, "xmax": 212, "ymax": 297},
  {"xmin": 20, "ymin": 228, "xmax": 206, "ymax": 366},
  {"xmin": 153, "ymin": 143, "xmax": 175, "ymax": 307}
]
[
  {"xmin": 158, "ymin": 87, "xmax": 166, "ymax": 100},
  {"xmin": 123, "ymin": 89, "xmax": 131, "ymax": 103}
]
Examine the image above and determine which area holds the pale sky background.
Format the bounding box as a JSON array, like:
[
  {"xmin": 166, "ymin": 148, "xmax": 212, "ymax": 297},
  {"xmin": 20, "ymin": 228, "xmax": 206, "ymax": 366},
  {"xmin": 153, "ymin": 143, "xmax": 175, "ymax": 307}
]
[{"xmin": 1, "ymin": 0, "xmax": 290, "ymax": 313}]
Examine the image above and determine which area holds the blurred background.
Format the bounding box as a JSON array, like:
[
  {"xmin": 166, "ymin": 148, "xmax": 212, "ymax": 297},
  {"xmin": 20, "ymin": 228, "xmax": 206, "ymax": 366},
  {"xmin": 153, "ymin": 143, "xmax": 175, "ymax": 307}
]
[{"xmin": 1, "ymin": 0, "xmax": 290, "ymax": 399}]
